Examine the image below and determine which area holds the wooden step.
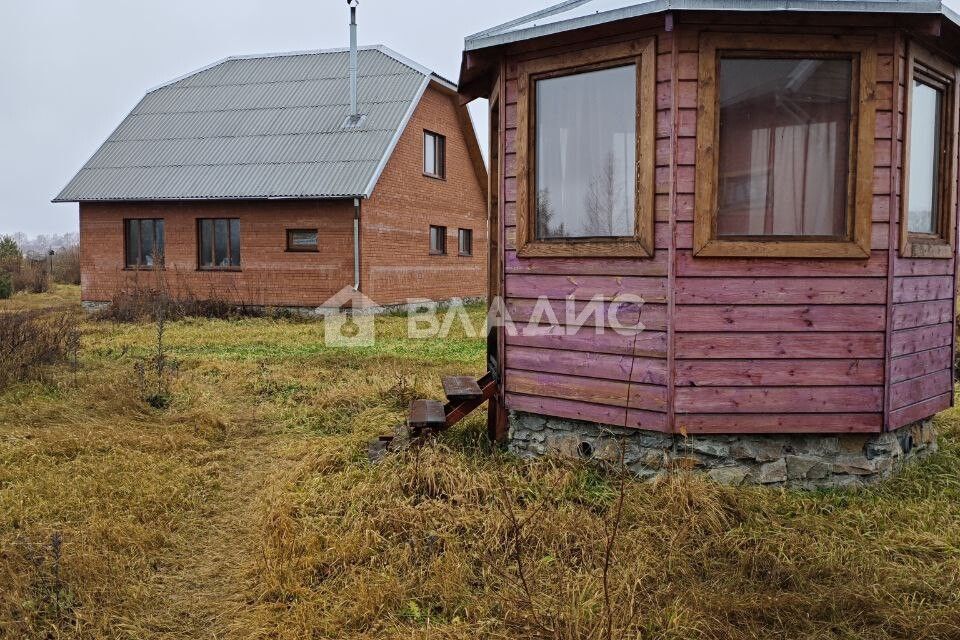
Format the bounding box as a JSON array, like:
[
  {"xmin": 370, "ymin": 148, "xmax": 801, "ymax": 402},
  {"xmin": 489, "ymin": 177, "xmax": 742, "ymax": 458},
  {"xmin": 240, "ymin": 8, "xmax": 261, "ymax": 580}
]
[
  {"xmin": 408, "ymin": 399, "xmax": 446, "ymax": 431},
  {"xmin": 442, "ymin": 376, "xmax": 484, "ymax": 403}
]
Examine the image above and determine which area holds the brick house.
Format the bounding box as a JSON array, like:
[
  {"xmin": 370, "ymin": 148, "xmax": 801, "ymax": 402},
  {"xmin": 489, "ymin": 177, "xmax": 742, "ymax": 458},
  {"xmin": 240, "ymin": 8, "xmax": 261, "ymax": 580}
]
[{"xmin": 54, "ymin": 45, "xmax": 488, "ymax": 310}]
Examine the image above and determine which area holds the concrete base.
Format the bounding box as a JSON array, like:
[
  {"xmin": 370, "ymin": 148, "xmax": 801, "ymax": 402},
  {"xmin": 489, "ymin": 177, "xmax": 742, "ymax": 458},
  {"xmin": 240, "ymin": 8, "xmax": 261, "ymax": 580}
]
[
  {"xmin": 508, "ymin": 411, "xmax": 938, "ymax": 489},
  {"xmin": 81, "ymin": 296, "xmax": 485, "ymax": 318}
]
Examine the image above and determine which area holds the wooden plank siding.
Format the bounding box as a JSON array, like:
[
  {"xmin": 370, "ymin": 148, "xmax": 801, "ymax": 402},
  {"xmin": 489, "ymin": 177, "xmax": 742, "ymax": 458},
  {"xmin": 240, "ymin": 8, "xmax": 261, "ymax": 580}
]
[
  {"xmin": 671, "ymin": 24, "xmax": 895, "ymax": 432},
  {"xmin": 500, "ymin": 27, "xmax": 673, "ymax": 426},
  {"xmin": 497, "ymin": 22, "xmax": 957, "ymax": 436},
  {"xmin": 886, "ymin": 35, "xmax": 958, "ymax": 430}
]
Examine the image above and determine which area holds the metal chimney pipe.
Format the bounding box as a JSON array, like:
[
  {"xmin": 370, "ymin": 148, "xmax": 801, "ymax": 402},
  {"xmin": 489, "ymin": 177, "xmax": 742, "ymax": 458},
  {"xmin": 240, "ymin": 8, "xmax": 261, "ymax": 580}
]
[{"xmin": 348, "ymin": 0, "xmax": 359, "ymax": 116}]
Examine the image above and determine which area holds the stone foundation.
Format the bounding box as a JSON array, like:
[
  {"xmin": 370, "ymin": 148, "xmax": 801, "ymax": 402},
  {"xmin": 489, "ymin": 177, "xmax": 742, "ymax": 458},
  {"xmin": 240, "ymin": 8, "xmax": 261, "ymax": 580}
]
[
  {"xmin": 508, "ymin": 411, "xmax": 938, "ymax": 489},
  {"xmin": 81, "ymin": 296, "xmax": 485, "ymax": 318}
]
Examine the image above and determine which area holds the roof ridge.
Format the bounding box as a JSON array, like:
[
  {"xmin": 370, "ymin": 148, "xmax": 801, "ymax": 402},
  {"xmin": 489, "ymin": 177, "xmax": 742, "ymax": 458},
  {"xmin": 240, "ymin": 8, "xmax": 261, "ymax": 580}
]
[
  {"xmin": 466, "ymin": 0, "xmax": 593, "ymax": 40},
  {"xmin": 147, "ymin": 45, "xmax": 445, "ymax": 94}
]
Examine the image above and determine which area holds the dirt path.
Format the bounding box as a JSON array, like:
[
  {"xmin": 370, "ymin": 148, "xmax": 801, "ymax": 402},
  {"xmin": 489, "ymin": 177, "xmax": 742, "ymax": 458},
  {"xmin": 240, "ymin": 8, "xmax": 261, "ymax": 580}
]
[{"xmin": 131, "ymin": 431, "xmax": 302, "ymax": 639}]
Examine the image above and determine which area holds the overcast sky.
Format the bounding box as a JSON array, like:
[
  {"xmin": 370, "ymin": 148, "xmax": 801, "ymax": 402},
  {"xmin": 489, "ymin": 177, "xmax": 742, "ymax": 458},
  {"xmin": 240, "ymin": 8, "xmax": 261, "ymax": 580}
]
[
  {"xmin": 0, "ymin": 0, "xmax": 547, "ymax": 236},
  {"xmin": 6, "ymin": 2, "xmax": 960, "ymax": 237}
]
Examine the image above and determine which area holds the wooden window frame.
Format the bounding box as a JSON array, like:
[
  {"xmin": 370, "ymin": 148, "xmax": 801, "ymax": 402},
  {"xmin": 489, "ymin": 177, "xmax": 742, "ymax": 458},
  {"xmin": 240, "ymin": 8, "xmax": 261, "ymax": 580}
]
[
  {"xmin": 424, "ymin": 130, "xmax": 446, "ymax": 180},
  {"xmin": 900, "ymin": 42, "xmax": 959, "ymax": 259},
  {"xmin": 458, "ymin": 228, "xmax": 473, "ymax": 256},
  {"xmin": 286, "ymin": 228, "xmax": 319, "ymax": 253},
  {"xmin": 429, "ymin": 225, "xmax": 447, "ymax": 256},
  {"xmin": 123, "ymin": 218, "xmax": 164, "ymax": 270},
  {"xmin": 197, "ymin": 218, "xmax": 242, "ymax": 271},
  {"xmin": 694, "ymin": 33, "xmax": 878, "ymax": 259},
  {"xmin": 515, "ymin": 38, "xmax": 657, "ymax": 258}
]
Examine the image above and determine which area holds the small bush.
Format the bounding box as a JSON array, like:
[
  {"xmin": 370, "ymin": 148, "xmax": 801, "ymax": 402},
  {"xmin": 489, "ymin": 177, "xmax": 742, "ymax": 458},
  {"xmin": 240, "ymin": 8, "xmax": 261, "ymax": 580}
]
[
  {"xmin": 52, "ymin": 245, "xmax": 81, "ymax": 285},
  {"xmin": 97, "ymin": 284, "xmax": 268, "ymax": 323},
  {"xmin": 0, "ymin": 308, "xmax": 80, "ymax": 389},
  {"xmin": 0, "ymin": 271, "xmax": 11, "ymax": 299},
  {"xmin": 12, "ymin": 261, "xmax": 50, "ymax": 295}
]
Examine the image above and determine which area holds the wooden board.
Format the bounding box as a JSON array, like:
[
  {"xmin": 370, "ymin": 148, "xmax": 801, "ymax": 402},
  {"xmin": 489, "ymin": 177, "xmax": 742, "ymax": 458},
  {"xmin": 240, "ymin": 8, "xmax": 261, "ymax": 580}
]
[
  {"xmin": 675, "ymin": 359, "xmax": 884, "ymax": 387},
  {"xmin": 674, "ymin": 305, "xmax": 886, "ymax": 332},
  {"xmin": 675, "ymin": 386, "xmax": 883, "ymax": 413},
  {"xmin": 675, "ymin": 333, "xmax": 885, "ymax": 359},
  {"xmin": 442, "ymin": 376, "xmax": 483, "ymax": 403},
  {"xmin": 408, "ymin": 399, "xmax": 446, "ymax": 430}
]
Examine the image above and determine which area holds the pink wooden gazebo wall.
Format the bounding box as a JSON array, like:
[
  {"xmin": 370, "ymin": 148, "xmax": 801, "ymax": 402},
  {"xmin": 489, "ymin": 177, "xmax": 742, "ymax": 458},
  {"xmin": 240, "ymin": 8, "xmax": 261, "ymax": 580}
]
[{"xmin": 498, "ymin": 17, "xmax": 958, "ymax": 435}]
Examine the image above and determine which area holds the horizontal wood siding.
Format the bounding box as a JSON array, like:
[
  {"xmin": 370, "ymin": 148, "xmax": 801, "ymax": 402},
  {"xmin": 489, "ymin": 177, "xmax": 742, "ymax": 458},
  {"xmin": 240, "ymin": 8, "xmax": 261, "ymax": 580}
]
[
  {"xmin": 501, "ymin": 29, "xmax": 673, "ymax": 427},
  {"xmin": 672, "ymin": 23, "xmax": 895, "ymax": 434},
  {"xmin": 498, "ymin": 23, "xmax": 955, "ymax": 436},
  {"xmin": 886, "ymin": 34, "xmax": 957, "ymax": 430}
]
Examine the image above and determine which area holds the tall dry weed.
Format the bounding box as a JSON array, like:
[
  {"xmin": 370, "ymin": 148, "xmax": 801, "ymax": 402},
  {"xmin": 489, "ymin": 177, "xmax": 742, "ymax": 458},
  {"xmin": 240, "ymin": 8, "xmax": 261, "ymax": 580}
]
[{"xmin": 0, "ymin": 308, "xmax": 80, "ymax": 389}]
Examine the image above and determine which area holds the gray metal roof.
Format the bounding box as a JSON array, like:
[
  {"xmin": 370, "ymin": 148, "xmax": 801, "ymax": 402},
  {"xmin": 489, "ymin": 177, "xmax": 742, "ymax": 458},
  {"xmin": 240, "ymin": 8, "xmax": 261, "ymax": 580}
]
[
  {"xmin": 55, "ymin": 45, "xmax": 455, "ymax": 202},
  {"xmin": 465, "ymin": 0, "xmax": 960, "ymax": 50}
]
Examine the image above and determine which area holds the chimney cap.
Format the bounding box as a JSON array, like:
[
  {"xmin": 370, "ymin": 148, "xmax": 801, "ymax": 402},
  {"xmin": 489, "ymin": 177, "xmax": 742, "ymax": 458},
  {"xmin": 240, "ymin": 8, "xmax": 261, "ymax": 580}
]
[{"xmin": 347, "ymin": 0, "xmax": 358, "ymax": 6}]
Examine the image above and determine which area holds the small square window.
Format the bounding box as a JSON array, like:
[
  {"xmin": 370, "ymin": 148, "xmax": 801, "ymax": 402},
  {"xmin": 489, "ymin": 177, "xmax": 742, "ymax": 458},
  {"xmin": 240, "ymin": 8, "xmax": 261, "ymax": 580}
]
[
  {"xmin": 287, "ymin": 229, "xmax": 319, "ymax": 252},
  {"xmin": 458, "ymin": 228, "xmax": 473, "ymax": 256},
  {"xmin": 198, "ymin": 218, "xmax": 241, "ymax": 269},
  {"xmin": 900, "ymin": 43, "xmax": 957, "ymax": 259},
  {"xmin": 124, "ymin": 219, "xmax": 165, "ymax": 269},
  {"xmin": 430, "ymin": 225, "xmax": 447, "ymax": 255},
  {"xmin": 424, "ymin": 131, "xmax": 446, "ymax": 179}
]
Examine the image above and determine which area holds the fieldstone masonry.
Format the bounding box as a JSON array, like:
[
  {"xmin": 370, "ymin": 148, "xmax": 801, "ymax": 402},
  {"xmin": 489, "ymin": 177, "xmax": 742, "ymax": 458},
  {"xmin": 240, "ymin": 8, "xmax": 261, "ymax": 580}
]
[{"xmin": 509, "ymin": 411, "xmax": 938, "ymax": 489}]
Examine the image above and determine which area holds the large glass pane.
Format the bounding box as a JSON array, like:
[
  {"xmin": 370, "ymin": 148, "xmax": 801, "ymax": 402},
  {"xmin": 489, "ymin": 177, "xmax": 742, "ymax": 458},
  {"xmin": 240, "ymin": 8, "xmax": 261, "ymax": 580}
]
[
  {"xmin": 716, "ymin": 58, "xmax": 852, "ymax": 238},
  {"xmin": 141, "ymin": 221, "xmax": 154, "ymax": 267},
  {"xmin": 229, "ymin": 219, "xmax": 241, "ymax": 267},
  {"xmin": 535, "ymin": 64, "xmax": 636, "ymax": 239},
  {"xmin": 908, "ymin": 81, "xmax": 943, "ymax": 234},
  {"xmin": 126, "ymin": 220, "xmax": 139, "ymax": 268},
  {"xmin": 200, "ymin": 219, "xmax": 213, "ymax": 267},
  {"xmin": 155, "ymin": 220, "xmax": 165, "ymax": 265},
  {"xmin": 214, "ymin": 219, "xmax": 229, "ymax": 267}
]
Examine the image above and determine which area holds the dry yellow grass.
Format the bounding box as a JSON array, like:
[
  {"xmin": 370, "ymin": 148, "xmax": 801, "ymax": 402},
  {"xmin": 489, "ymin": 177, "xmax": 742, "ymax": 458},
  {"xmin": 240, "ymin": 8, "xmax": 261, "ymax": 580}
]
[{"xmin": 1, "ymin": 286, "xmax": 959, "ymax": 639}]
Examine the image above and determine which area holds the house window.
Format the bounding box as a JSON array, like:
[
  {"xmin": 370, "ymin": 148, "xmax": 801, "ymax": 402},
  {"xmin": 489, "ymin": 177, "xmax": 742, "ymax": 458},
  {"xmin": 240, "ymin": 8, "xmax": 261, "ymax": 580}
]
[
  {"xmin": 901, "ymin": 43, "xmax": 957, "ymax": 259},
  {"xmin": 124, "ymin": 219, "xmax": 164, "ymax": 269},
  {"xmin": 515, "ymin": 39, "xmax": 656, "ymax": 257},
  {"xmin": 424, "ymin": 131, "xmax": 446, "ymax": 179},
  {"xmin": 430, "ymin": 225, "xmax": 447, "ymax": 255},
  {"xmin": 287, "ymin": 229, "xmax": 319, "ymax": 252},
  {"xmin": 458, "ymin": 228, "xmax": 473, "ymax": 256},
  {"xmin": 198, "ymin": 218, "xmax": 241, "ymax": 269},
  {"xmin": 694, "ymin": 33, "xmax": 877, "ymax": 258}
]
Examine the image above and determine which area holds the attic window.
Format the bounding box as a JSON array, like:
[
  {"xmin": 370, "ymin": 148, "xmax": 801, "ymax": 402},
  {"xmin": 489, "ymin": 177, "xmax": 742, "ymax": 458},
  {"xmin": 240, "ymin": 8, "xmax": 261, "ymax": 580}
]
[
  {"xmin": 342, "ymin": 114, "xmax": 367, "ymax": 129},
  {"xmin": 694, "ymin": 33, "xmax": 878, "ymax": 258},
  {"xmin": 900, "ymin": 42, "xmax": 957, "ymax": 259}
]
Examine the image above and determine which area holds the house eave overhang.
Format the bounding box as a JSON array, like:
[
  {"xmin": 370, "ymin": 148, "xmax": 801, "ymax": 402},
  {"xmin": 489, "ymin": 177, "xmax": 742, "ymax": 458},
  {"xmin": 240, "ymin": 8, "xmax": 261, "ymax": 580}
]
[{"xmin": 464, "ymin": 0, "xmax": 960, "ymax": 52}]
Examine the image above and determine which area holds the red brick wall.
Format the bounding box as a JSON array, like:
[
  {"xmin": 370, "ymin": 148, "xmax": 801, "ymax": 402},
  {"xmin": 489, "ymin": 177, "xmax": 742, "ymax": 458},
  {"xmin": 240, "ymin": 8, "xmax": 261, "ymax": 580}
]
[
  {"xmin": 362, "ymin": 83, "xmax": 488, "ymax": 305},
  {"xmin": 79, "ymin": 199, "xmax": 356, "ymax": 307}
]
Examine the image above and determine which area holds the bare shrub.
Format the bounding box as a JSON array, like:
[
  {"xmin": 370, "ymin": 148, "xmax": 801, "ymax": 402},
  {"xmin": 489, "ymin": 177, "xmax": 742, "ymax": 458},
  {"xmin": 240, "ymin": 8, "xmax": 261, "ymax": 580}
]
[
  {"xmin": 0, "ymin": 308, "xmax": 81, "ymax": 389},
  {"xmin": 52, "ymin": 245, "xmax": 81, "ymax": 285},
  {"xmin": 96, "ymin": 271, "xmax": 272, "ymax": 323},
  {"xmin": 12, "ymin": 260, "xmax": 50, "ymax": 294},
  {"xmin": 98, "ymin": 286, "xmax": 266, "ymax": 322}
]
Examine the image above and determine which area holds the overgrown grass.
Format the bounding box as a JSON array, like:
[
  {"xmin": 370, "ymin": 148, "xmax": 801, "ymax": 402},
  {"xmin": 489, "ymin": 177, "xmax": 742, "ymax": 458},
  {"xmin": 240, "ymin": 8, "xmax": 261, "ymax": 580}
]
[{"xmin": 1, "ymin": 286, "xmax": 958, "ymax": 639}]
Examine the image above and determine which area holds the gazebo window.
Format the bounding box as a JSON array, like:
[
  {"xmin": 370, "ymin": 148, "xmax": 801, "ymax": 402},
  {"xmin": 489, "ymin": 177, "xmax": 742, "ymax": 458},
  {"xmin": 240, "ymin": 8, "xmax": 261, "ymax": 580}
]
[
  {"xmin": 900, "ymin": 43, "xmax": 957, "ymax": 259},
  {"xmin": 515, "ymin": 38, "xmax": 656, "ymax": 257},
  {"xmin": 695, "ymin": 34, "xmax": 877, "ymax": 258}
]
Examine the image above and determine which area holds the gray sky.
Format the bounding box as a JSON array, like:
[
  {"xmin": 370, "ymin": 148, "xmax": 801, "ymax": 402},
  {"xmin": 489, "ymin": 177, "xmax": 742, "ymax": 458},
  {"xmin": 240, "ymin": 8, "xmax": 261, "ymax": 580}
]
[{"xmin": 0, "ymin": 0, "xmax": 546, "ymax": 236}]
